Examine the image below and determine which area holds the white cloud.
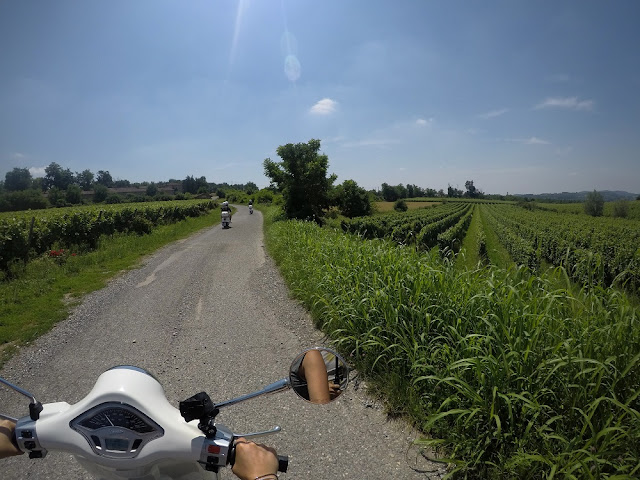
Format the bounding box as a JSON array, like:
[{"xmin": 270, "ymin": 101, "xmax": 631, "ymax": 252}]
[
  {"xmin": 478, "ymin": 108, "xmax": 508, "ymax": 119},
  {"xmin": 29, "ymin": 166, "xmax": 46, "ymax": 177},
  {"xmin": 535, "ymin": 97, "xmax": 594, "ymax": 111},
  {"xmin": 415, "ymin": 117, "xmax": 433, "ymax": 126},
  {"xmin": 309, "ymin": 98, "xmax": 338, "ymax": 115},
  {"xmin": 525, "ymin": 137, "xmax": 550, "ymax": 145}
]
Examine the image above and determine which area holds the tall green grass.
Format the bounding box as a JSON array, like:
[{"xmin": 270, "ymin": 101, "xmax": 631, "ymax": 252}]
[{"xmin": 265, "ymin": 218, "xmax": 640, "ymax": 479}]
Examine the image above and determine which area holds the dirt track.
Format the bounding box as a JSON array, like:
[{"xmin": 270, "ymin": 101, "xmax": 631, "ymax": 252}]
[{"xmin": 0, "ymin": 206, "xmax": 444, "ymax": 479}]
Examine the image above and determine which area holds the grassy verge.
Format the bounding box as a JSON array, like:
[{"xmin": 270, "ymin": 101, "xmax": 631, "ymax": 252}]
[
  {"xmin": 457, "ymin": 205, "xmax": 484, "ymax": 269},
  {"xmin": 263, "ymin": 212, "xmax": 640, "ymax": 479},
  {"xmin": 477, "ymin": 204, "xmax": 513, "ymax": 268},
  {"xmin": 0, "ymin": 211, "xmax": 220, "ymax": 367}
]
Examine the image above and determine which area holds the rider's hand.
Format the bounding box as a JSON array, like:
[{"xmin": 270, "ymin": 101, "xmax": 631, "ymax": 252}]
[
  {"xmin": 0, "ymin": 419, "xmax": 23, "ymax": 459},
  {"xmin": 232, "ymin": 437, "xmax": 278, "ymax": 480},
  {"xmin": 328, "ymin": 381, "xmax": 341, "ymax": 400}
]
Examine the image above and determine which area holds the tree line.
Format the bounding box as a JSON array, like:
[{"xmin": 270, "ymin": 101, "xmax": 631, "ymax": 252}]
[
  {"xmin": 0, "ymin": 163, "xmax": 261, "ymax": 212},
  {"xmin": 262, "ymin": 139, "xmax": 492, "ymax": 222}
]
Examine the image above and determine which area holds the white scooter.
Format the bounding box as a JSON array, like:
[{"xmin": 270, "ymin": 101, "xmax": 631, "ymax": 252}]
[
  {"xmin": 221, "ymin": 210, "xmax": 231, "ymax": 229},
  {"xmin": 0, "ymin": 347, "xmax": 349, "ymax": 480}
]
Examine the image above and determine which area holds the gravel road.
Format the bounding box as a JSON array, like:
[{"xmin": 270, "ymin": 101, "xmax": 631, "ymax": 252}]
[{"xmin": 0, "ymin": 206, "xmax": 445, "ymax": 479}]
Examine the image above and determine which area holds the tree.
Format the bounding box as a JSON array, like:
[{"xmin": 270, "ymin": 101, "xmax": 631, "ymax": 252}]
[
  {"xmin": 381, "ymin": 183, "xmax": 399, "ymax": 202},
  {"xmin": 76, "ymin": 169, "xmax": 94, "ymax": 190},
  {"xmin": 335, "ymin": 179, "xmax": 372, "ymax": 218},
  {"xmin": 183, "ymin": 175, "xmax": 197, "ymax": 194},
  {"xmin": 584, "ymin": 190, "xmax": 604, "ymax": 216},
  {"xmin": 4, "ymin": 167, "xmax": 33, "ymax": 191},
  {"xmin": 612, "ymin": 199, "xmax": 629, "ymax": 218},
  {"xmin": 464, "ymin": 180, "xmax": 480, "ymax": 198},
  {"xmin": 96, "ymin": 170, "xmax": 114, "ymax": 187},
  {"xmin": 394, "ymin": 199, "xmax": 408, "ymax": 212},
  {"xmin": 44, "ymin": 162, "xmax": 74, "ymax": 190},
  {"xmin": 0, "ymin": 190, "xmax": 48, "ymax": 212},
  {"xmin": 47, "ymin": 187, "xmax": 66, "ymax": 207},
  {"xmin": 263, "ymin": 139, "xmax": 336, "ymax": 222},
  {"xmin": 93, "ymin": 184, "xmax": 109, "ymax": 203},
  {"xmin": 65, "ymin": 184, "xmax": 83, "ymax": 204},
  {"xmin": 146, "ymin": 183, "xmax": 158, "ymax": 196},
  {"xmin": 195, "ymin": 176, "xmax": 209, "ymax": 193},
  {"xmin": 448, "ymin": 184, "xmax": 463, "ymax": 198},
  {"xmin": 113, "ymin": 179, "xmax": 131, "ymax": 188}
]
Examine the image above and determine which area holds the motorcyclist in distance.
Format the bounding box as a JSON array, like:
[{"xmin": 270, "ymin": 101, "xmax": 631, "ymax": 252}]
[
  {"xmin": 0, "ymin": 419, "xmax": 279, "ymax": 480},
  {"xmin": 221, "ymin": 200, "xmax": 232, "ymax": 220}
]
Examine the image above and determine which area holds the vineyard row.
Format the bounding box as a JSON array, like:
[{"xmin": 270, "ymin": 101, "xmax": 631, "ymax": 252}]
[{"xmin": 0, "ymin": 200, "xmax": 217, "ymax": 273}]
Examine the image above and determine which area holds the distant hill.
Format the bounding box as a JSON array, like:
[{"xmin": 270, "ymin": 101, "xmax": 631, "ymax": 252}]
[{"xmin": 514, "ymin": 191, "xmax": 639, "ymax": 202}]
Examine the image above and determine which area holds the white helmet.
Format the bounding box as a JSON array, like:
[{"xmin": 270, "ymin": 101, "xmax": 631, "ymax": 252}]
[{"xmin": 222, "ymin": 201, "xmax": 229, "ymax": 207}]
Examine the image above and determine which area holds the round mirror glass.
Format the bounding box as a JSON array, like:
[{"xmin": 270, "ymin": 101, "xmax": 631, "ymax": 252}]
[{"xmin": 289, "ymin": 347, "xmax": 349, "ymax": 404}]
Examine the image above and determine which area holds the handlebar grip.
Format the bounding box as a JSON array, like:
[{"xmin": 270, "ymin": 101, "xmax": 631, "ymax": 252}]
[
  {"xmin": 228, "ymin": 443, "xmax": 288, "ymax": 473},
  {"xmin": 278, "ymin": 455, "xmax": 288, "ymax": 473}
]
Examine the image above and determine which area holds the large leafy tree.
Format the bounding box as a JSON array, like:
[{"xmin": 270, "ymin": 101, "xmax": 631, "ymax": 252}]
[
  {"xmin": 76, "ymin": 169, "xmax": 94, "ymax": 190},
  {"xmin": 335, "ymin": 179, "xmax": 372, "ymax": 218},
  {"xmin": 263, "ymin": 139, "xmax": 336, "ymax": 222},
  {"xmin": 43, "ymin": 162, "xmax": 75, "ymax": 190},
  {"xmin": 96, "ymin": 170, "xmax": 114, "ymax": 187},
  {"xmin": 4, "ymin": 167, "xmax": 33, "ymax": 191}
]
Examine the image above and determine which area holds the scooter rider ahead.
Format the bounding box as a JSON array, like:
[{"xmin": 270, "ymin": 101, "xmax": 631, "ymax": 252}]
[{"xmin": 221, "ymin": 200, "xmax": 232, "ymax": 220}]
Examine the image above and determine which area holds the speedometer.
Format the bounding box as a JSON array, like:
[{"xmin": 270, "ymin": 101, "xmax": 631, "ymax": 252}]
[
  {"xmin": 70, "ymin": 402, "xmax": 164, "ymax": 459},
  {"xmin": 79, "ymin": 407, "xmax": 155, "ymax": 433}
]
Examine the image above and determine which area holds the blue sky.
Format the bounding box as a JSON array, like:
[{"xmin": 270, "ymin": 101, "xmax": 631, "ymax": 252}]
[{"xmin": 1, "ymin": 1, "xmax": 639, "ymax": 195}]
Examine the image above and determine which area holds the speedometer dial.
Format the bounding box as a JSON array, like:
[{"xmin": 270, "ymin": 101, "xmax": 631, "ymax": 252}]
[
  {"xmin": 79, "ymin": 407, "xmax": 155, "ymax": 433},
  {"xmin": 70, "ymin": 402, "xmax": 164, "ymax": 459}
]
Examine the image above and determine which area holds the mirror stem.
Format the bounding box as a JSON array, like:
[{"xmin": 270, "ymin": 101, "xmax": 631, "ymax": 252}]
[{"xmin": 213, "ymin": 378, "xmax": 290, "ymax": 410}]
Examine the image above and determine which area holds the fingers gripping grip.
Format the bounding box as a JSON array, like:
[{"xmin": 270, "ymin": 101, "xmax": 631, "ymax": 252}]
[{"xmin": 228, "ymin": 444, "xmax": 288, "ymax": 473}]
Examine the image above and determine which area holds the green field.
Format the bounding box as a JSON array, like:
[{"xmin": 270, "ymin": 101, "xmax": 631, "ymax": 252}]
[
  {"xmin": 538, "ymin": 200, "xmax": 640, "ymax": 220},
  {"xmin": 265, "ymin": 202, "xmax": 640, "ymax": 479},
  {"xmin": 2, "ymin": 200, "xmax": 639, "ymax": 478}
]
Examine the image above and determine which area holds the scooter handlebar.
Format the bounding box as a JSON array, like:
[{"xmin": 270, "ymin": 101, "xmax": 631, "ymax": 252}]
[
  {"xmin": 278, "ymin": 455, "xmax": 289, "ymax": 473},
  {"xmin": 228, "ymin": 442, "xmax": 288, "ymax": 473}
]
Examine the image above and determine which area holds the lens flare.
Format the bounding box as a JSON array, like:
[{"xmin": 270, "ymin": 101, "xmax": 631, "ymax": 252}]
[
  {"xmin": 280, "ymin": 31, "xmax": 298, "ymax": 57},
  {"xmin": 284, "ymin": 54, "xmax": 301, "ymax": 82}
]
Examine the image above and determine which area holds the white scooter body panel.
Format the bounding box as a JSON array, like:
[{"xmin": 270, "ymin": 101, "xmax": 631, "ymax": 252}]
[{"xmin": 17, "ymin": 367, "xmax": 212, "ymax": 479}]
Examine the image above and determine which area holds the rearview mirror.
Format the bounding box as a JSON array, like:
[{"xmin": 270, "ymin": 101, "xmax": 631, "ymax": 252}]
[{"xmin": 289, "ymin": 347, "xmax": 349, "ymax": 404}]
